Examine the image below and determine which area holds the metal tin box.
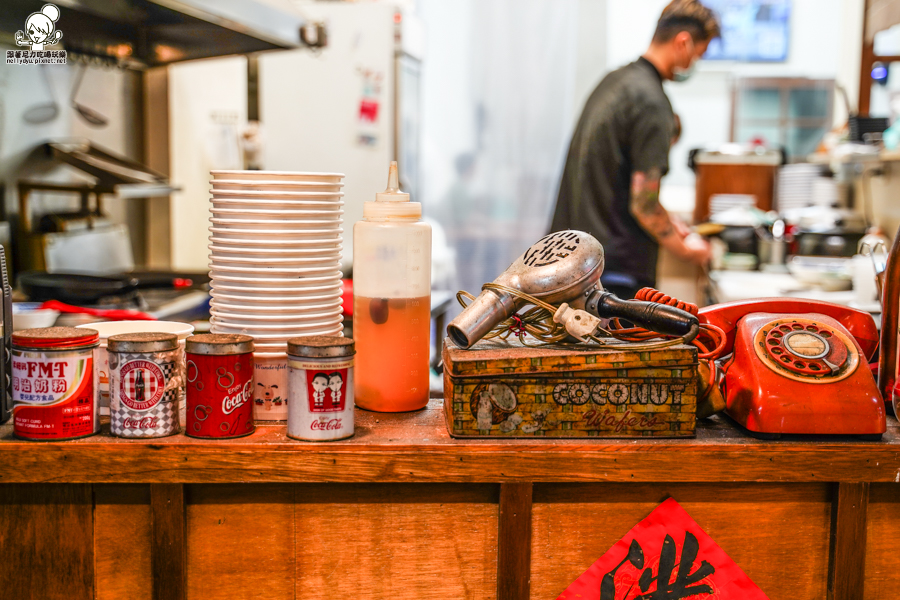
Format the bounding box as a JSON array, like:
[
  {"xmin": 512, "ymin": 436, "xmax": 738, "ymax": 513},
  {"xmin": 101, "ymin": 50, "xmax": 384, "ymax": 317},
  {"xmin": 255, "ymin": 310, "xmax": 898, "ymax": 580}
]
[{"xmin": 442, "ymin": 338, "xmax": 698, "ymax": 438}]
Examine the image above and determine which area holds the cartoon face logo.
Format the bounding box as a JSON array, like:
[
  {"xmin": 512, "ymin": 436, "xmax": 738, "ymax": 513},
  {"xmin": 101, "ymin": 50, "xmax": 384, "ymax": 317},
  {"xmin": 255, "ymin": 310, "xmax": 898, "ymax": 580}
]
[
  {"xmin": 312, "ymin": 374, "xmax": 328, "ymax": 395},
  {"xmin": 256, "ymin": 382, "xmax": 279, "ymax": 400},
  {"xmin": 16, "ymin": 4, "xmax": 63, "ymax": 51},
  {"xmin": 327, "ymin": 373, "xmax": 343, "ymax": 395}
]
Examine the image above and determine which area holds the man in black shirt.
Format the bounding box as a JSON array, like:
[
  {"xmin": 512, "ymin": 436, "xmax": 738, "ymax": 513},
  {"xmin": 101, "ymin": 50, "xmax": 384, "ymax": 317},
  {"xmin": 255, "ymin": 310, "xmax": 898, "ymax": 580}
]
[{"xmin": 550, "ymin": 0, "xmax": 720, "ymax": 299}]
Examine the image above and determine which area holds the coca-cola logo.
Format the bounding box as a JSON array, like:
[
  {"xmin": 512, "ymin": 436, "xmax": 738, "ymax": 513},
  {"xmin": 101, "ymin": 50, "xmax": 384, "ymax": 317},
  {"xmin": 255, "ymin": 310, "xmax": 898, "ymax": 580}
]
[
  {"xmin": 119, "ymin": 360, "xmax": 166, "ymax": 411},
  {"xmin": 310, "ymin": 418, "xmax": 343, "ymax": 431},
  {"xmin": 222, "ymin": 381, "xmax": 252, "ymax": 415},
  {"xmin": 122, "ymin": 416, "xmax": 159, "ymax": 429}
]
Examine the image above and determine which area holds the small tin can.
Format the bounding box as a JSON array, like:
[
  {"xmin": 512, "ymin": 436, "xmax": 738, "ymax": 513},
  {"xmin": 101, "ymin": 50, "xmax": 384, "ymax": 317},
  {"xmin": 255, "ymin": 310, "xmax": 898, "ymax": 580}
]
[
  {"xmin": 109, "ymin": 332, "xmax": 181, "ymax": 438},
  {"xmin": 287, "ymin": 336, "xmax": 355, "ymax": 441},
  {"xmin": 185, "ymin": 334, "xmax": 255, "ymax": 439},
  {"xmin": 12, "ymin": 327, "xmax": 100, "ymax": 440}
]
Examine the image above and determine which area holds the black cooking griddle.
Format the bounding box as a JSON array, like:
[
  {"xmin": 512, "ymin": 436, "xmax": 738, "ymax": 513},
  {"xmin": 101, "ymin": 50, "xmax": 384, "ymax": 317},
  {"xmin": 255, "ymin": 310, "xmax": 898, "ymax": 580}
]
[{"xmin": 18, "ymin": 272, "xmax": 138, "ymax": 304}]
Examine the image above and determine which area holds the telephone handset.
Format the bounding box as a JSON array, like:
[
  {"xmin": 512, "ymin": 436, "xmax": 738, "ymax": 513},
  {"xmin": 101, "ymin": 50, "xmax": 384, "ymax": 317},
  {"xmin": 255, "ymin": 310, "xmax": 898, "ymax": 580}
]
[{"xmin": 699, "ymin": 298, "xmax": 885, "ymax": 438}]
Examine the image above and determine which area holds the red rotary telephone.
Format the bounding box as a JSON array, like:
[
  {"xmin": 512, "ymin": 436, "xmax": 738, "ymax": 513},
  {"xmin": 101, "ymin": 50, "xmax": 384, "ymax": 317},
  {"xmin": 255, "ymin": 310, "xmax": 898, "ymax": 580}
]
[{"xmin": 698, "ymin": 298, "xmax": 886, "ymax": 439}]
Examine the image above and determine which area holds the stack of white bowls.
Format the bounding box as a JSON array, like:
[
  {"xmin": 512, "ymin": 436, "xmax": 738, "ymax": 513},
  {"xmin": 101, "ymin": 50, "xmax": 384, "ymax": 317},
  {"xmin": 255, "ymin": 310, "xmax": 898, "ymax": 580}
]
[{"xmin": 208, "ymin": 170, "xmax": 345, "ymax": 420}]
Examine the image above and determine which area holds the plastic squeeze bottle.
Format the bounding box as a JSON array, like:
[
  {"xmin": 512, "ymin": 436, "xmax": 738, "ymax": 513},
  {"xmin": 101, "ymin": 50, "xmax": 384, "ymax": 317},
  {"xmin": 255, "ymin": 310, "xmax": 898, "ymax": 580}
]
[{"xmin": 353, "ymin": 161, "xmax": 432, "ymax": 412}]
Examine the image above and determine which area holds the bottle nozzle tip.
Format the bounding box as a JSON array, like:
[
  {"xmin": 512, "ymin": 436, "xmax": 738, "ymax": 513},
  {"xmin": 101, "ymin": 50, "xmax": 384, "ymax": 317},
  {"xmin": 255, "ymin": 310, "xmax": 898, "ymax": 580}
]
[{"xmin": 387, "ymin": 161, "xmax": 400, "ymax": 192}]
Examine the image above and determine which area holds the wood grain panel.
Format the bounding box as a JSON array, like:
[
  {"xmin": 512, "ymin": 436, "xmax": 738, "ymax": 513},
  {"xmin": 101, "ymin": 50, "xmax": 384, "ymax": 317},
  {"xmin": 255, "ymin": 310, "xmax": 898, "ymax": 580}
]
[
  {"xmin": 498, "ymin": 483, "xmax": 532, "ymax": 600},
  {"xmin": 152, "ymin": 484, "xmax": 186, "ymax": 600},
  {"xmin": 0, "ymin": 484, "xmax": 93, "ymax": 600},
  {"xmin": 830, "ymin": 483, "xmax": 869, "ymax": 600},
  {"xmin": 294, "ymin": 483, "xmax": 499, "ymax": 600},
  {"xmin": 94, "ymin": 484, "xmax": 152, "ymax": 600},
  {"xmin": 863, "ymin": 483, "xmax": 900, "ymax": 599},
  {"xmin": 185, "ymin": 484, "xmax": 294, "ymax": 600},
  {"xmin": 531, "ymin": 483, "xmax": 831, "ymax": 600}
]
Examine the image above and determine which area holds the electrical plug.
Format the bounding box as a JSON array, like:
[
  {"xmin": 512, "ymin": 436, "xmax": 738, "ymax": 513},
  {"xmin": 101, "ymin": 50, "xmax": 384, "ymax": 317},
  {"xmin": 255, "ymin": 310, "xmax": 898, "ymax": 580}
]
[{"xmin": 553, "ymin": 303, "xmax": 601, "ymax": 342}]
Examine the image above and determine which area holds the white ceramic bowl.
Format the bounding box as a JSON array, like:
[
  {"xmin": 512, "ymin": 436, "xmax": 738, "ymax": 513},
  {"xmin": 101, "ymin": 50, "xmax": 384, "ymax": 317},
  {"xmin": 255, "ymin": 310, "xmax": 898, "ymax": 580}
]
[
  {"xmin": 209, "ymin": 281, "xmax": 342, "ymax": 295},
  {"xmin": 211, "ymin": 170, "xmax": 344, "ymax": 182},
  {"xmin": 209, "ymin": 217, "xmax": 342, "ymax": 230},
  {"xmin": 210, "ymin": 299, "xmax": 342, "ymax": 314},
  {"xmin": 253, "ymin": 342, "xmax": 288, "ymax": 350},
  {"xmin": 211, "ymin": 314, "xmax": 342, "ymax": 329},
  {"xmin": 211, "ymin": 325, "xmax": 343, "ymax": 340},
  {"xmin": 211, "ymin": 179, "xmax": 344, "ymax": 192},
  {"xmin": 209, "ymin": 271, "xmax": 342, "ymax": 286},
  {"xmin": 210, "ymin": 208, "xmax": 344, "ymax": 218},
  {"xmin": 210, "ymin": 307, "xmax": 343, "ymax": 322},
  {"xmin": 209, "ymin": 254, "xmax": 339, "ymax": 266},
  {"xmin": 210, "ymin": 189, "xmax": 343, "ymax": 199},
  {"xmin": 208, "ymin": 226, "xmax": 343, "ymax": 238},
  {"xmin": 209, "ymin": 265, "xmax": 338, "ymax": 277},
  {"xmin": 209, "ymin": 287, "xmax": 342, "ymax": 301},
  {"xmin": 208, "ymin": 235, "xmax": 343, "ymax": 247},
  {"xmin": 13, "ymin": 303, "xmax": 60, "ymax": 330},
  {"xmin": 208, "ymin": 244, "xmax": 342, "ymax": 258},
  {"xmin": 210, "ymin": 200, "xmax": 344, "ymax": 211}
]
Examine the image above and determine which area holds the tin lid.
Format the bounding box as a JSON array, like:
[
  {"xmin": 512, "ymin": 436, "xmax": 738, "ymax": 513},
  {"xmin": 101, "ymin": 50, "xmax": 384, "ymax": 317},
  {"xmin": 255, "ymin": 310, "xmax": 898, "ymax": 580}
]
[
  {"xmin": 108, "ymin": 332, "xmax": 178, "ymax": 353},
  {"xmin": 287, "ymin": 335, "xmax": 355, "ymax": 358},
  {"xmin": 442, "ymin": 336, "xmax": 697, "ymax": 377},
  {"xmin": 12, "ymin": 326, "xmax": 99, "ymax": 349},
  {"xmin": 186, "ymin": 333, "xmax": 254, "ymax": 355}
]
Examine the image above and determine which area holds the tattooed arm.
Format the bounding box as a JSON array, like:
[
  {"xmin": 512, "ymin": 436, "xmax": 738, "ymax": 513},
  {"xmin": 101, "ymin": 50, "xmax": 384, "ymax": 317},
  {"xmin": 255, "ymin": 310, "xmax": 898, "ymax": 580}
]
[{"xmin": 629, "ymin": 169, "xmax": 710, "ymax": 264}]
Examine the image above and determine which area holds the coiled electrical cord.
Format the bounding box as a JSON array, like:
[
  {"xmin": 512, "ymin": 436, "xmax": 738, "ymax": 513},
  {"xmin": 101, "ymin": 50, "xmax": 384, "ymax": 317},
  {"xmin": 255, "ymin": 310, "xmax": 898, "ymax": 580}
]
[
  {"xmin": 456, "ymin": 283, "xmax": 698, "ymax": 351},
  {"xmin": 607, "ymin": 288, "xmax": 728, "ymax": 361}
]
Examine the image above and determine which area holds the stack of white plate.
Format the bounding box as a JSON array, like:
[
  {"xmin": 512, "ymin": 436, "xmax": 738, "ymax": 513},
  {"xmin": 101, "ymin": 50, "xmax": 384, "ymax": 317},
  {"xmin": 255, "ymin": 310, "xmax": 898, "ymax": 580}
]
[
  {"xmin": 208, "ymin": 170, "xmax": 345, "ymax": 420},
  {"xmin": 777, "ymin": 163, "xmax": 820, "ymax": 211},
  {"xmin": 709, "ymin": 193, "xmax": 756, "ymax": 218}
]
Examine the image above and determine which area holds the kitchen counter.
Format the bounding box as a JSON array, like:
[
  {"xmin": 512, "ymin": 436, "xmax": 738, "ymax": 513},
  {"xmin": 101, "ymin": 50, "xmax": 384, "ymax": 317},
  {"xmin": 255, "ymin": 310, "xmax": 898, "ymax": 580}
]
[
  {"xmin": 1, "ymin": 399, "xmax": 899, "ymax": 599},
  {"xmin": 708, "ymin": 269, "xmax": 881, "ymax": 312}
]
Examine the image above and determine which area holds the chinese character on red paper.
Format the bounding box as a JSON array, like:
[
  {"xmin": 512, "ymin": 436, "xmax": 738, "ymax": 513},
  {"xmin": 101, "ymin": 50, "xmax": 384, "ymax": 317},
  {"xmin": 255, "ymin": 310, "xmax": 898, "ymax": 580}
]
[{"xmin": 557, "ymin": 498, "xmax": 768, "ymax": 600}]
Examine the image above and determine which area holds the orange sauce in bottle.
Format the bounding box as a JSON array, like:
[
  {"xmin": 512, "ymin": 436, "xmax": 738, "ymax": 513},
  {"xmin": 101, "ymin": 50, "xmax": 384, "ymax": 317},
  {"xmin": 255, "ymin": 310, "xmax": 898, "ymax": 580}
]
[{"xmin": 354, "ymin": 295, "xmax": 430, "ymax": 412}]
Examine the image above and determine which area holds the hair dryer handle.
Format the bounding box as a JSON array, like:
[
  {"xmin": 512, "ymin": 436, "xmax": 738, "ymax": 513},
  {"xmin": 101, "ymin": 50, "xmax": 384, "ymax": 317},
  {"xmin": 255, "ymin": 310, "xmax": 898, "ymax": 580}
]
[{"xmin": 586, "ymin": 291, "xmax": 698, "ymax": 337}]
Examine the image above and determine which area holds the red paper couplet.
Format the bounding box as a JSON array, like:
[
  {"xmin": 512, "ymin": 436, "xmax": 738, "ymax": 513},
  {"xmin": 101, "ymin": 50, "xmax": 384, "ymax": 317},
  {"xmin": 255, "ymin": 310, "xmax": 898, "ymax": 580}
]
[{"xmin": 557, "ymin": 498, "xmax": 769, "ymax": 600}]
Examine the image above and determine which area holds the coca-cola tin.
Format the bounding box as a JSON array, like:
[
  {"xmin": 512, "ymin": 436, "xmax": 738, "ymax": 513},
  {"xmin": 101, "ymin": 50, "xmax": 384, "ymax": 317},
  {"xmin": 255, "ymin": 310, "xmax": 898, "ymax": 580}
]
[
  {"xmin": 108, "ymin": 332, "xmax": 181, "ymax": 438},
  {"xmin": 12, "ymin": 327, "xmax": 100, "ymax": 440},
  {"xmin": 287, "ymin": 336, "xmax": 355, "ymax": 441},
  {"xmin": 185, "ymin": 334, "xmax": 254, "ymax": 439}
]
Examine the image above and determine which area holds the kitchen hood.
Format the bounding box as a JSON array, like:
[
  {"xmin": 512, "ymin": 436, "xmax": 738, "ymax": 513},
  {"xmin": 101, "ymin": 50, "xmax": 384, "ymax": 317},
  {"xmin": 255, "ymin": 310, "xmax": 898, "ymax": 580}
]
[{"xmin": 0, "ymin": 0, "xmax": 311, "ymax": 68}]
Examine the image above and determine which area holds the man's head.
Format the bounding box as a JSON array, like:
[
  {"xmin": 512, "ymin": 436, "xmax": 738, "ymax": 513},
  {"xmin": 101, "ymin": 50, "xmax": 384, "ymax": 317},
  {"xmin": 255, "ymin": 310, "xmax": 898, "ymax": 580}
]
[{"xmin": 647, "ymin": 0, "xmax": 720, "ymax": 81}]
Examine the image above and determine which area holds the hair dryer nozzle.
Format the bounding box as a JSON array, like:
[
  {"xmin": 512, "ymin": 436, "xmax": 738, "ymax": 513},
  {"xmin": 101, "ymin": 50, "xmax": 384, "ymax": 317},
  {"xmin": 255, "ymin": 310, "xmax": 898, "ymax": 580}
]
[
  {"xmin": 447, "ymin": 289, "xmax": 518, "ymax": 349},
  {"xmin": 446, "ymin": 230, "xmax": 605, "ymax": 349}
]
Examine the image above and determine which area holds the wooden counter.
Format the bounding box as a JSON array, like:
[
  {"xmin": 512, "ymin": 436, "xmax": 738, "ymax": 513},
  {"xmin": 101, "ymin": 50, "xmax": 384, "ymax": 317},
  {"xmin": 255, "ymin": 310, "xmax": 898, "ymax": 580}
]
[{"xmin": 1, "ymin": 399, "xmax": 899, "ymax": 600}]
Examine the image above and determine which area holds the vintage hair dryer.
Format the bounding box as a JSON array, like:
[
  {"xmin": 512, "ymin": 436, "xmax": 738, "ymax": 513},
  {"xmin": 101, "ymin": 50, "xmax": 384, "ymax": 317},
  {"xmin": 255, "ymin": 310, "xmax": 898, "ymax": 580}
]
[{"xmin": 447, "ymin": 230, "xmax": 698, "ymax": 349}]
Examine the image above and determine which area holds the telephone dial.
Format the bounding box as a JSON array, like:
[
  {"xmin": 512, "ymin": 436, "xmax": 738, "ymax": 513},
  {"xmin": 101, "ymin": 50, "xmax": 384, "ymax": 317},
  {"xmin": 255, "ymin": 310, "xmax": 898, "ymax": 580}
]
[{"xmin": 699, "ymin": 298, "xmax": 885, "ymax": 439}]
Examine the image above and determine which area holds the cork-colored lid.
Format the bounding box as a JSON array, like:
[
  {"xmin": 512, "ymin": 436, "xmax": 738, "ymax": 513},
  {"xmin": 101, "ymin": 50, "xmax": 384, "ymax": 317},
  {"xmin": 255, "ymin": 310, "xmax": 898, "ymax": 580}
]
[
  {"xmin": 186, "ymin": 333, "xmax": 253, "ymax": 355},
  {"xmin": 12, "ymin": 326, "xmax": 99, "ymax": 349},
  {"xmin": 287, "ymin": 335, "xmax": 354, "ymax": 358},
  {"xmin": 108, "ymin": 332, "xmax": 178, "ymax": 353}
]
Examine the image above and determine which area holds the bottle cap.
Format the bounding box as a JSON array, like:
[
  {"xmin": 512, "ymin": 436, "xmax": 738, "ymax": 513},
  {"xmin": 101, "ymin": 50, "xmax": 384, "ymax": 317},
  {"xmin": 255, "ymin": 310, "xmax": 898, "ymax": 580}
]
[
  {"xmin": 363, "ymin": 161, "xmax": 421, "ymax": 219},
  {"xmin": 375, "ymin": 161, "xmax": 409, "ymax": 203}
]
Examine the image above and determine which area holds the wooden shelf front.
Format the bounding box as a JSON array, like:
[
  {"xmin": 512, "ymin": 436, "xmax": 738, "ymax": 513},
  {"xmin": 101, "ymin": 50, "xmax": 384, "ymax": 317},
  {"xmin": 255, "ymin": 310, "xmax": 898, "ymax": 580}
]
[
  {"xmin": 1, "ymin": 400, "xmax": 900, "ymax": 600},
  {"xmin": 1, "ymin": 400, "xmax": 899, "ymax": 484}
]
